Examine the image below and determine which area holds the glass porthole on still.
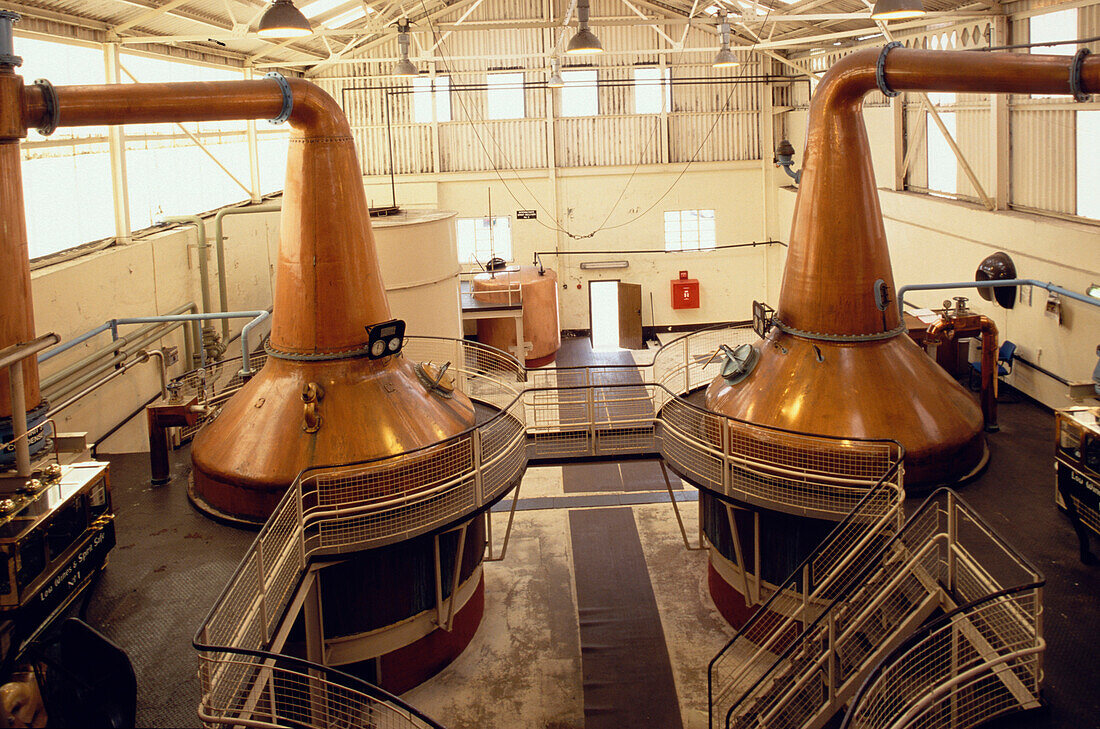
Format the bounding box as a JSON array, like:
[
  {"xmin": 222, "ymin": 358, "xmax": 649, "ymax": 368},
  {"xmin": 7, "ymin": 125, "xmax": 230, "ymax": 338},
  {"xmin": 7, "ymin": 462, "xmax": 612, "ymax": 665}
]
[{"xmin": 364, "ymin": 319, "xmax": 406, "ymax": 360}]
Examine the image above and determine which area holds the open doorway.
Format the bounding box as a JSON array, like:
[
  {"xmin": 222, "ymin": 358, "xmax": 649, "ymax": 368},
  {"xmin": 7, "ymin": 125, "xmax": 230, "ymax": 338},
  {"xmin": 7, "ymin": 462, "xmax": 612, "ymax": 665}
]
[{"xmin": 589, "ymin": 281, "xmax": 644, "ymax": 350}]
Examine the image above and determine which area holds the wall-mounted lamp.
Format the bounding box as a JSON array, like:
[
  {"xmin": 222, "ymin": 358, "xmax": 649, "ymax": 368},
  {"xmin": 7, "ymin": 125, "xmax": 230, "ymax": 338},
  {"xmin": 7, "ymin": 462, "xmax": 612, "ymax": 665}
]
[
  {"xmin": 548, "ymin": 58, "xmax": 565, "ymax": 88},
  {"xmin": 774, "ymin": 139, "xmax": 802, "ymax": 185},
  {"xmin": 870, "ymin": 0, "xmax": 926, "ymax": 21},
  {"xmin": 1087, "ymin": 283, "xmax": 1100, "ymax": 300},
  {"xmin": 579, "ymin": 261, "xmax": 629, "ymax": 270},
  {"xmin": 393, "ymin": 19, "xmax": 418, "ymax": 77},
  {"xmin": 713, "ymin": 11, "xmax": 740, "ymax": 68},
  {"xmin": 257, "ymin": 0, "xmax": 312, "ymax": 38},
  {"xmin": 567, "ymin": 0, "xmax": 603, "ymax": 55}
]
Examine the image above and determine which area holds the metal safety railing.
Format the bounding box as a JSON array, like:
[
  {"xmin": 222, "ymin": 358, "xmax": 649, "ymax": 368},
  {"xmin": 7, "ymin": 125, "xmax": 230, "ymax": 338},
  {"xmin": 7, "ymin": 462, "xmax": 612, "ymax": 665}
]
[
  {"xmin": 711, "ymin": 489, "xmax": 1044, "ymax": 729},
  {"xmin": 194, "ymin": 326, "xmax": 915, "ymax": 729},
  {"xmin": 841, "ymin": 587, "xmax": 1044, "ymax": 729},
  {"xmin": 194, "ymin": 646, "xmax": 445, "ymax": 729}
]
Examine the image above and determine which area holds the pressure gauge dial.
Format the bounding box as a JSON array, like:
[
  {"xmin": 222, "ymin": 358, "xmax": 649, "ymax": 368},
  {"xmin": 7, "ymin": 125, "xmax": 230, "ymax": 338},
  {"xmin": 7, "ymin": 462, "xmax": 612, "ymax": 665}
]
[{"xmin": 364, "ymin": 319, "xmax": 406, "ymax": 360}]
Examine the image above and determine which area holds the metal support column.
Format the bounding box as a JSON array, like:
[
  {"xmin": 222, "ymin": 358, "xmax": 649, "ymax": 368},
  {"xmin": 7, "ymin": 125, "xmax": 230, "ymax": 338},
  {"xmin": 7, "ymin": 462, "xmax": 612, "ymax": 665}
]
[{"xmin": 103, "ymin": 43, "xmax": 132, "ymax": 244}]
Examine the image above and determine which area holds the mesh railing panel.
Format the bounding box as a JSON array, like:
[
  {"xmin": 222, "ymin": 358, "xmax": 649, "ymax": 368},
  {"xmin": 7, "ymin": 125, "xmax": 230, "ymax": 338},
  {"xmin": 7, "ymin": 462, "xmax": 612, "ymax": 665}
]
[
  {"xmin": 844, "ymin": 590, "xmax": 1043, "ymax": 729},
  {"xmin": 714, "ymin": 491, "xmax": 1043, "ymax": 729},
  {"xmin": 198, "ymin": 655, "xmax": 443, "ymax": 729}
]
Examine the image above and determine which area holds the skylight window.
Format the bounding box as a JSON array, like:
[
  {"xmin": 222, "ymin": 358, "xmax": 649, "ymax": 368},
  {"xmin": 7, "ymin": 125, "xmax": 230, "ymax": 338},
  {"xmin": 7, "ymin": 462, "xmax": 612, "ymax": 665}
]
[
  {"xmin": 300, "ymin": 0, "xmax": 348, "ymax": 19},
  {"xmin": 325, "ymin": 6, "xmax": 366, "ymax": 28}
]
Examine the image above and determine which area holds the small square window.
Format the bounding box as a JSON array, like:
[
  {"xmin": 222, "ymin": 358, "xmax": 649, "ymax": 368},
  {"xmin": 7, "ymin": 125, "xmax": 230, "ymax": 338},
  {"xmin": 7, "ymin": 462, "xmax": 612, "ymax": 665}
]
[
  {"xmin": 664, "ymin": 210, "xmax": 717, "ymax": 252},
  {"xmin": 457, "ymin": 216, "xmax": 512, "ymax": 264}
]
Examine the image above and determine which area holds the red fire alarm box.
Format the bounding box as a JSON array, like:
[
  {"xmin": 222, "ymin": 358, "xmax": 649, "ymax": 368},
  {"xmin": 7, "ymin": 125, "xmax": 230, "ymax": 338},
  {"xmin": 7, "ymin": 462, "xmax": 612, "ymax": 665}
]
[{"xmin": 672, "ymin": 271, "xmax": 699, "ymax": 310}]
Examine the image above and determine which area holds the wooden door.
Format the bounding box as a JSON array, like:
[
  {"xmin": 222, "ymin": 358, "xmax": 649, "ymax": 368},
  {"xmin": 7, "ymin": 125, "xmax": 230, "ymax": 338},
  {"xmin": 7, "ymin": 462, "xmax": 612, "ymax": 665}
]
[{"xmin": 617, "ymin": 283, "xmax": 643, "ymax": 349}]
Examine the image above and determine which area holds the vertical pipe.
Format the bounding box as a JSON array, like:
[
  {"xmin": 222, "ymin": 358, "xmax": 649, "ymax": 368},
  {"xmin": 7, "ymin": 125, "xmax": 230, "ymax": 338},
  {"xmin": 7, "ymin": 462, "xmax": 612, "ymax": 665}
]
[
  {"xmin": 102, "ymin": 44, "xmax": 132, "ymax": 244},
  {"xmin": 147, "ymin": 407, "xmax": 171, "ymax": 485},
  {"xmin": 8, "ymin": 362, "xmax": 29, "ymax": 476},
  {"xmin": 213, "ymin": 202, "xmax": 281, "ymax": 339},
  {"xmin": 0, "ymin": 106, "xmax": 41, "ymax": 418}
]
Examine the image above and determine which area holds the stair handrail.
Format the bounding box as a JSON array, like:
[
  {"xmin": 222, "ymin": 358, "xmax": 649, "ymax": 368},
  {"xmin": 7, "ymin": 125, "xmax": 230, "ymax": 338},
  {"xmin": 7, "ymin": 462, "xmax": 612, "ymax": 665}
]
[
  {"xmin": 715, "ymin": 488, "xmax": 1044, "ymax": 729},
  {"xmin": 708, "ymin": 463, "xmax": 905, "ymax": 726},
  {"xmin": 191, "ymin": 641, "xmax": 446, "ymax": 729},
  {"xmin": 840, "ymin": 584, "xmax": 1046, "ymax": 729}
]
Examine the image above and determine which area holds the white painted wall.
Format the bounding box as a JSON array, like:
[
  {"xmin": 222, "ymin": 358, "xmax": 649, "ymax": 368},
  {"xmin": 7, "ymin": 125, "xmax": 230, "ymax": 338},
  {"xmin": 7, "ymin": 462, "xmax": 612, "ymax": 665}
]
[
  {"xmin": 25, "ymin": 161, "xmax": 777, "ymax": 454},
  {"xmin": 30, "ymin": 208, "xmax": 281, "ymax": 455},
  {"xmin": 771, "ymin": 103, "xmax": 1100, "ymax": 410},
  {"xmin": 376, "ymin": 161, "xmax": 776, "ymax": 332}
]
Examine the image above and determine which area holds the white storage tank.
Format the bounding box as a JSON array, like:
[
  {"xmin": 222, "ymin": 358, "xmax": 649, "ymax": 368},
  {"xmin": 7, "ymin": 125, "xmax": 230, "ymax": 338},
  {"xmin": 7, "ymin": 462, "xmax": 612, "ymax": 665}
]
[{"xmin": 372, "ymin": 210, "xmax": 462, "ymax": 340}]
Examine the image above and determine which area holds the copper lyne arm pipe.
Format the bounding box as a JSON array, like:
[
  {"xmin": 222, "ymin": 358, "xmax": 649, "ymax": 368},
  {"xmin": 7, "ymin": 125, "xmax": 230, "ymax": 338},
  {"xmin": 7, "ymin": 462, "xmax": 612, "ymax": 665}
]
[
  {"xmin": 1, "ymin": 70, "xmax": 388, "ymax": 420},
  {"xmin": 779, "ymin": 47, "xmax": 1100, "ymax": 339},
  {"xmin": 19, "ymin": 77, "xmax": 348, "ymax": 138}
]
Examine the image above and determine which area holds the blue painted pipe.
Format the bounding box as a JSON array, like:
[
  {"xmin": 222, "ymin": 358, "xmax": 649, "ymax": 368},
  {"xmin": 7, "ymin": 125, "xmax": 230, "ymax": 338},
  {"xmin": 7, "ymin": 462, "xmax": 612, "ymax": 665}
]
[
  {"xmin": 897, "ymin": 279, "xmax": 1100, "ymax": 318},
  {"xmin": 40, "ymin": 310, "xmax": 271, "ymax": 375}
]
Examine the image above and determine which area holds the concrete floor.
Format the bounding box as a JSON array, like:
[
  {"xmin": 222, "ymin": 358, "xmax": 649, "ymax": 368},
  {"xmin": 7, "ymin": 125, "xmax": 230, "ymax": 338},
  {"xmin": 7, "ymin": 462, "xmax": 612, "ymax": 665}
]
[{"xmin": 403, "ymin": 476, "xmax": 731, "ymax": 729}]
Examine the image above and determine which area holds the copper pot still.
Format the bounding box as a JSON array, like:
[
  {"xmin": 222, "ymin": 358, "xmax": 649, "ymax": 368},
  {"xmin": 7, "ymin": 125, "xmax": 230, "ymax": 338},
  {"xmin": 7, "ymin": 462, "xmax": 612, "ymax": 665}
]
[{"xmin": 707, "ymin": 47, "xmax": 1100, "ymax": 489}]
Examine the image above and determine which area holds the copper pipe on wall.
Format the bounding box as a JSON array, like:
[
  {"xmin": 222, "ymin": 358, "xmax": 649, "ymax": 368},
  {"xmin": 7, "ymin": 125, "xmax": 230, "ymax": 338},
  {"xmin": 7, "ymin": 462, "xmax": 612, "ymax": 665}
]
[
  {"xmin": 924, "ymin": 314, "xmax": 1000, "ymax": 431},
  {"xmin": 707, "ymin": 48, "xmax": 1100, "ymax": 488}
]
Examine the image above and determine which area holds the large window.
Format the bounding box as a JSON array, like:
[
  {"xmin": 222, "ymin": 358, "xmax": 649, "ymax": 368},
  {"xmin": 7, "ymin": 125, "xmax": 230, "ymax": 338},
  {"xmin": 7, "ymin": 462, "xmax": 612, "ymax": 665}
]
[
  {"xmin": 17, "ymin": 36, "xmax": 288, "ymax": 259},
  {"xmin": 561, "ymin": 69, "xmax": 598, "ymax": 117},
  {"xmin": 633, "ymin": 67, "xmax": 669, "ymax": 114},
  {"xmin": 456, "ymin": 217, "xmax": 512, "ymax": 264},
  {"xmin": 926, "ymin": 92, "xmax": 957, "ymax": 196},
  {"xmin": 413, "ymin": 76, "xmax": 451, "ymax": 123},
  {"xmin": 1031, "ymin": 9, "xmax": 1077, "ymax": 99},
  {"xmin": 664, "ymin": 210, "xmax": 716, "ymax": 252},
  {"xmin": 487, "ymin": 72, "xmax": 525, "ymax": 120},
  {"xmin": 1078, "ymin": 111, "xmax": 1100, "ymax": 219}
]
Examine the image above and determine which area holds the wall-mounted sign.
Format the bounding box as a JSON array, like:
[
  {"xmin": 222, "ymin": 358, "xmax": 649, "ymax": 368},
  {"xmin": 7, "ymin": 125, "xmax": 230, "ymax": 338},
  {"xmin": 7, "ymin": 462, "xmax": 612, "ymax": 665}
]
[{"xmin": 517, "ymin": 209, "xmax": 537, "ymax": 219}]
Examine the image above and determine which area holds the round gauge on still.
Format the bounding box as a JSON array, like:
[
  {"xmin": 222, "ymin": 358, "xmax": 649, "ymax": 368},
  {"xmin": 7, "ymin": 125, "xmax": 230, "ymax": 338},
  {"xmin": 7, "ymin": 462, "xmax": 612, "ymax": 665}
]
[
  {"xmin": 371, "ymin": 340, "xmax": 387, "ymax": 357},
  {"xmin": 388, "ymin": 337, "xmax": 401, "ymax": 352}
]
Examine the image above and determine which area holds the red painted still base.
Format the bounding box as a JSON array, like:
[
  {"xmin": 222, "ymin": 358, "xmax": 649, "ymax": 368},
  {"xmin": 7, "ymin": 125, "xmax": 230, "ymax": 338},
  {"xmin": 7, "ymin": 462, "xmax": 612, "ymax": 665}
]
[
  {"xmin": 707, "ymin": 560, "xmax": 760, "ymax": 630},
  {"xmin": 337, "ymin": 574, "xmax": 486, "ymax": 695}
]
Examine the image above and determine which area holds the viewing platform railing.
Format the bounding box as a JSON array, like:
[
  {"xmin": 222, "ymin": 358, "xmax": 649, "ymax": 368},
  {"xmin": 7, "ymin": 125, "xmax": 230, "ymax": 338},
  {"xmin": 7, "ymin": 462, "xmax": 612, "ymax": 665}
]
[{"xmin": 192, "ymin": 326, "xmax": 907, "ymax": 729}]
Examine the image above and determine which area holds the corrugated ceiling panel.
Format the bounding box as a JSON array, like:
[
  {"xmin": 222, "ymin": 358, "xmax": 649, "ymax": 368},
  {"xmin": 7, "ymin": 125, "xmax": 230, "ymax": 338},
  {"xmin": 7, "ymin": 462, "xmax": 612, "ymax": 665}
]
[
  {"xmin": 668, "ymin": 111, "xmax": 759, "ymax": 162},
  {"xmin": 554, "ymin": 115, "xmax": 660, "ymax": 167},
  {"xmin": 441, "ymin": 119, "xmax": 547, "ymax": 171},
  {"xmin": 1010, "ymin": 107, "xmax": 1075, "ymax": 214}
]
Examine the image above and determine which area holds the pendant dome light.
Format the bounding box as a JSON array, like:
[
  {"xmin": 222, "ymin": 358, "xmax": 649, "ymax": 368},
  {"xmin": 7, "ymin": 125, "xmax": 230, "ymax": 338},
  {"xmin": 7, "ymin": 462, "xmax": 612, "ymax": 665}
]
[
  {"xmin": 870, "ymin": 0, "xmax": 926, "ymax": 21},
  {"xmin": 393, "ymin": 19, "xmax": 418, "ymax": 77},
  {"xmin": 567, "ymin": 0, "xmax": 603, "ymax": 55},
  {"xmin": 257, "ymin": 0, "xmax": 312, "ymax": 38},
  {"xmin": 548, "ymin": 58, "xmax": 565, "ymax": 87},
  {"xmin": 713, "ymin": 10, "xmax": 740, "ymax": 68}
]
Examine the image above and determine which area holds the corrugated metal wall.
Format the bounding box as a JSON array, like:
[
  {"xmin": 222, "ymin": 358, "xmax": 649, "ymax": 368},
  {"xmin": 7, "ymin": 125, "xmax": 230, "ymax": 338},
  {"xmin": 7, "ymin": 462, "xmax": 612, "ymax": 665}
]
[{"xmin": 313, "ymin": 0, "xmax": 764, "ymax": 176}]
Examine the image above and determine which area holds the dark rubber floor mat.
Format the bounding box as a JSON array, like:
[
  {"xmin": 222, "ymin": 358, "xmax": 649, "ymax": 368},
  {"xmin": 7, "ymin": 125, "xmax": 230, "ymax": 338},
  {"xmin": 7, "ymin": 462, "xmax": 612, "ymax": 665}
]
[
  {"xmin": 569, "ymin": 507, "xmax": 684, "ymax": 729},
  {"xmin": 562, "ymin": 460, "xmax": 682, "ymax": 494}
]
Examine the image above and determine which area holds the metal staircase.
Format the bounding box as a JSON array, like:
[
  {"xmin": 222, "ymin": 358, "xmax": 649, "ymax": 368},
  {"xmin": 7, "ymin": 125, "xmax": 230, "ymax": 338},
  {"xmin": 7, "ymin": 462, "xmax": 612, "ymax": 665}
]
[{"xmin": 710, "ymin": 490, "xmax": 1044, "ymax": 729}]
